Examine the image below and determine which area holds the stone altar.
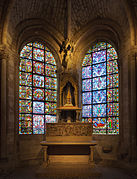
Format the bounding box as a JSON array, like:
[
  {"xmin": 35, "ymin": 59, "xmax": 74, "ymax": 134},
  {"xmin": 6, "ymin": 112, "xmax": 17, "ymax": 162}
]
[{"xmin": 40, "ymin": 123, "xmax": 97, "ymax": 167}]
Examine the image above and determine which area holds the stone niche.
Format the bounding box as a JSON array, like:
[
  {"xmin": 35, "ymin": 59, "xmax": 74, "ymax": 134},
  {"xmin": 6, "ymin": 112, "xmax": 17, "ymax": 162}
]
[
  {"xmin": 60, "ymin": 74, "xmax": 78, "ymax": 107},
  {"xmin": 58, "ymin": 74, "xmax": 81, "ymax": 122}
]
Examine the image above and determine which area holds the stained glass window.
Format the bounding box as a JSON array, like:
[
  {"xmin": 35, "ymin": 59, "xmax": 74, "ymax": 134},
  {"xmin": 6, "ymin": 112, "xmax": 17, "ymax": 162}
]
[
  {"xmin": 82, "ymin": 42, "xmax": 119, "ymax": 135},
  {"xmin": 19, "ymin": 42, "xmax": 57, "ymax": 134}
]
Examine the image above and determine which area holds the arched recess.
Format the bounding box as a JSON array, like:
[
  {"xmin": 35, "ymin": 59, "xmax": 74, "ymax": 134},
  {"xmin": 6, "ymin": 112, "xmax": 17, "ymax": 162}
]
[
  {"xmin": 72, "ymin": 19, "xmax": 123, "ymax": 73},
  {"xmin": 60, "ymin": 75, "xmax": 78, "ymax": 107}
]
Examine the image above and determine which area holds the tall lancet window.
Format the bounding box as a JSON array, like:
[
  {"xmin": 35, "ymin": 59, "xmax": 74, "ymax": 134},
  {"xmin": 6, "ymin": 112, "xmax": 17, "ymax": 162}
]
[
  {"xmin": 19, "ymin": 42, "xmax": 57, "ymax": 134},
  {"xmin": 82, "ymin": 42, "xmax": 119, "ymax": 135}
]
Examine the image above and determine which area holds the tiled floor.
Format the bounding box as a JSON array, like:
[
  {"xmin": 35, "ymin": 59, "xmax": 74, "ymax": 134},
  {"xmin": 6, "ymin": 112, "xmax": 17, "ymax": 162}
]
[{"xmin": 0, "ymin": 163, "xmax": 137, "ymax": 179}]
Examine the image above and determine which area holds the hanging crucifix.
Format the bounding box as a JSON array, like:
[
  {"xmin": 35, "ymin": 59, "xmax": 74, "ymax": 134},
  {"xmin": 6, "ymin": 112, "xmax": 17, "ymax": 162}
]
[{"xmin": 59, "ymin": 0, "xmax": 74, "ymax": 71}]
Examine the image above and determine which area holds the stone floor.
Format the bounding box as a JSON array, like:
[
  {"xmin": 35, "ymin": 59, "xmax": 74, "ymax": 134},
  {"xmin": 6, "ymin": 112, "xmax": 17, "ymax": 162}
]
[{"xmin": 0, "ymin": 162, "xmax": 137, "ymax": 179}]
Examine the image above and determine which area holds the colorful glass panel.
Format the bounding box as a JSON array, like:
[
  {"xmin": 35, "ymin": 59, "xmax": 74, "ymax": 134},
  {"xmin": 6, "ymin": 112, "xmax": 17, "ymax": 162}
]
[
  {"xmin": 107, "ymin": 89, "xmax": 113, "ymax": 102},
  {"xmin": 107, "ymin": 103, "xmax": 119, "ymax": 116},
  {"xmin": 19, "ymin": 86, "xmax": 32, "ymax": 99},
  {"xmin": 93, "ymin": 90, "xmax": 106, "ymax": 104},
  {"xmin": 93, "ymin": 50, "xmax": 106, "ymax": 64},
  {"xmin": 82, "ymin": 92, "xmax": 92, "ymax": 104},
  {"xmin": 107, "ymin": 43, "xmax": 112, "ymax": 48},
  {"xmin": 19, "ymin": 72, "xmax": 32, "ymax": 86},
  {"xmin": 82, "ymin": 42, "xmax": 119, "ymax": 135},
  {"xmin": 107, "ymin": 61, "xmax": 113, "ymax": 74},
  {"xmin": 82, "ymin": 79, "xmax": 92, "ymax": 91},
  {"xmin": 20, "ymin": 59, "xmax": 32, "ymax": 72},
  {"xmin": 45, "ymin": 102, "xmax": 56, "ymax": 115},
  {"xmin": 93, "ymin": 118, "xmax": 106, "ymax": 134},
  {"xmin": 113, "ymin": 88, "xmax": 119, "ymax": 102},
  {"xmin": 45, "ymin": 90, "xmax": 57, "ymax": 102},
  {"xmin": 19, "ymin": 114, "xmax": 32, "ymax": 134},
  {"xmin": 20, "ymin": 46, "xmax": 32, "ymax": 59},
  {"xmin": 33, "ymin": 88, "xmax": 44, "ymax": 101},
  {"xmin": 33, "ymin": 48, "xmax": 44, "ymax": 62},
  {"xmin": 33, "ymin": 42, "xmax": 44, "ymax": 49},
  {"xmin": 82, "ymin": 66, "xmax": 92, "ymax": 79},
  {"xmin": 113, "ymin": 60, "xmax": 118, "ymax": 73},
  {"xmin": 107, "ymin": 75, "xmax": 113, "ymax": 88},
  {"xmin": 19, "ymin": 42, "xmax": 57, "ymax": 135},
  {"xmin": 93, "ymin": 76, "xmax": 106, "ymax": 90},
  {"xmin": 93, "ymin": 104, "xmax": 106, "ymax": 117},
  {"xmin": 33, "ymin": 115, "xmax": 44, "ymax": 134},
  {"xmin": 19, "ymin": 100, "xmax": 32, "ymax": 113},
  {"xmin": 82, "ymin": 54, "xmax": 92, "ymax": 66},
  {"xmin": 93, "ymin": 63, "xmax": 106, "ymax": 77},
  {"xmin": 45, "ymin": 64, "xmax": 57, "ymax": 77},
  {"xmin": 82, "ymin": 105, "xmax": 92, "ymax": 117},
  {"xmin": 107, "ymin": 48, "xmax": 118, "ymax": 60},
  {"xmin": 33, "ymin": 101, "xmax": 44, "ymax": 114},
  {"xmin": 33, "ymin": 61, "xmax": 44, "ymax": 75},
  {"xmin": 45, "ymin": 115, "xmax": 56, "ymax": 123},
  {"xmin": 92, "ymin": 42, "xmax": 106, "ymax": 52},
  {"xmin": 107, "ymin": 117, "xmax": 119, "ymax": 134},
  {"xmin": 45, "ymin": 77, "xmax": 57, "ymax": 90},
  {"xmin": 113, "ymin": 103, "xmax": 119, "ymax": 116},
  {"xmin": 81, "ymin": 118, "xmax": 90, "ymax": 123},
  {"xmin": 113, "ymin": 74, "xmax": 119, "ymax": 87},
  {"xmin": 33, "ymin": 75, "xmax": 44, "ymax": 87},
  {"xmin": 107, "ymin": 103, "xmax": 113, "ymax": 116},
  {"xmin": 45, "ymin": 52, "xmax": 56, "ymax": 65}
]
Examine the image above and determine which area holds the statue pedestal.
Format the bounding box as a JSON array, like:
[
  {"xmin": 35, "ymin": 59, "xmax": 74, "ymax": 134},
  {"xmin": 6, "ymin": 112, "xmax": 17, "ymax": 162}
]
[
  {"xmin": 57, "ymin": 106, "xmax": 82, "ymax": 122},
  {"xmin": 40, "ymin": 123, "xmax": 97, "ymax": 167}
]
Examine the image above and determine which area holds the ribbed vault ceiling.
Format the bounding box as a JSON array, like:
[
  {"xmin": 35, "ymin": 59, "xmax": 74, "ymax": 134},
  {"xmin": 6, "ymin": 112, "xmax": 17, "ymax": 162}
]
[{"xmin": 0, "ymin": 0, "xmax": 137, "ymax": 43}]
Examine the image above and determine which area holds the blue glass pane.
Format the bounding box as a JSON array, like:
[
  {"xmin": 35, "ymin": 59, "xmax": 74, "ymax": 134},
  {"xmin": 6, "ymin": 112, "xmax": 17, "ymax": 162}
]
[
  {"xmin": 45, "ymin": 115, "xmax": 57, "ymax": 123},
  {"xmin": 93, "ymin": 63, "xmax": 106, "ymax": 77},
  {"xmin": 33, "ymin": 48, "xmax": 44, "ymax": 62},
  {"xmin": 93, "ymin": 76, "xmax": 106, "ymax": 90},
  {"xmin": 93, "ymin": 90, "xmax": 106, "ymax": 104},
  {"xmin": 82, "ymin": 105, "xmax": 92, "ymax": 117},
  {"xmin": 82, "ymin": 79, "xmax": 92, "ymax": 91},
  {"xmin": 82, "ymin": 92, "xmax": 92, "ymax": 104},
  {"xmin": 33, "ymin": 101, "xmax": 44, "ymax": 114},
  {"xmin": 93, "ymin": 104, "xmax": 106, "ymax": 117},
  {"xmin": 82, "ymin": 66, "xmax": 92, "ymax": 79},
  {"xmin": 33, "ymin": 115, "xmax": 44, "ymax": 134},
  {"xmin": 93, "ymin": 50, "xmax": 106, "ymax": 64}
]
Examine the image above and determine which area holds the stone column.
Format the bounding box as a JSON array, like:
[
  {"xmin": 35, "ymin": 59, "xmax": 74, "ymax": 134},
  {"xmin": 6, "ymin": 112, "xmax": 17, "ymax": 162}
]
[
  {"xmin": 43, "ymin": 146, "xmax": 48, "ymax": 167},
  {"xmin": 128, "ymin": 50, "xmax": 137, "ymax": 161},
  {"xmin": 0, "ymin": 45, "xmax": 9, "ymax": 160},
  {"xmin": 89, "ymin": 146, "xmax": 95, "ymax": 167}
]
